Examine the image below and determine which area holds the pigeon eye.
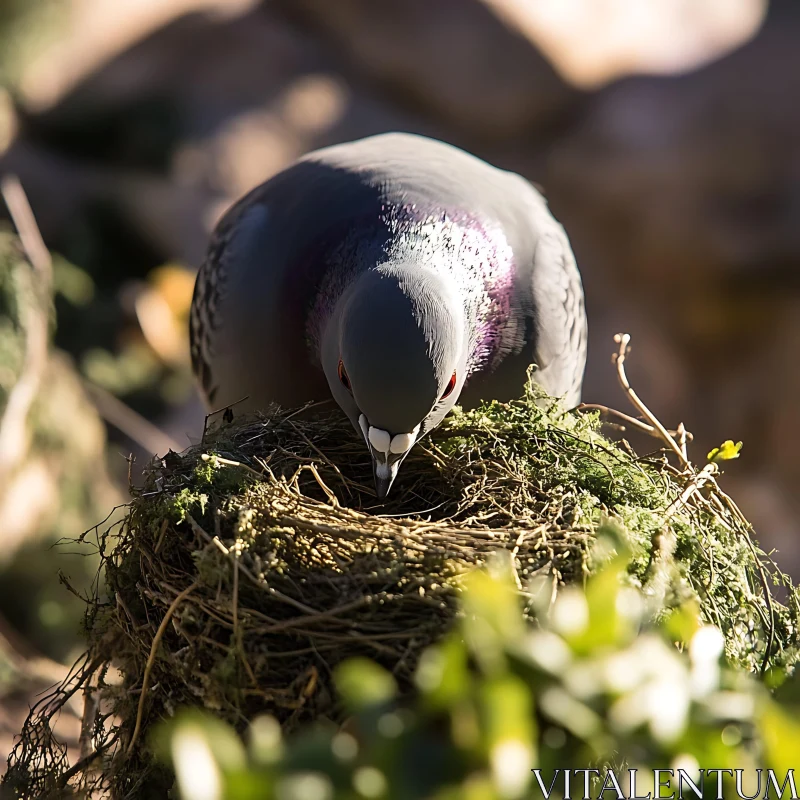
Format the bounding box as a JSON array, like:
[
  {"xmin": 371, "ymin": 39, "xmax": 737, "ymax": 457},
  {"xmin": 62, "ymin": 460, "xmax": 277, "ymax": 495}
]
[
  {"xmin": 441, "ymin": 370, "xmax": 457, "ymax": 400},
  {"xmin": 338, "ymin": 359, "xmax": 352, "ymax": 392}
]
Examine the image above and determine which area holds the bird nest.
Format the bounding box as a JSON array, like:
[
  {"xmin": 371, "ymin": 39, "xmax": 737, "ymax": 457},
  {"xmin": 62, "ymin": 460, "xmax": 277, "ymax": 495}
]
[{"xmin": 5, "ymin": 339, "xmax": 800, "ymax": 799}]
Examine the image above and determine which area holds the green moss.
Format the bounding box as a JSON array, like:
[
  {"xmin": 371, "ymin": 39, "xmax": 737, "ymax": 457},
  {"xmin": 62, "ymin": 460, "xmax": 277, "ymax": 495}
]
[
  {"xmin": 192, "ymin": 454, "xmax": 256, "ymax": 494},
  {"xmin": 170, "ymin": 487, "xmax": 209, "ymax": 522}
]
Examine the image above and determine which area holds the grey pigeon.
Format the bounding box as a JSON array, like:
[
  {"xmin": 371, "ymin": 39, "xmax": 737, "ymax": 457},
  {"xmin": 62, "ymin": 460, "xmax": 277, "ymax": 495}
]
[{"xmin": 190, "ymin": 133, "xmax": 587, "ymax": 496}]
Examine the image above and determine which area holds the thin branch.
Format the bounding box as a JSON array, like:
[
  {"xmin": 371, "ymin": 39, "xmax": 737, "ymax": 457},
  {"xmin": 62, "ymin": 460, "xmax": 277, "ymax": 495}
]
[
  {"xmin": 84, "ymin": 379, "xmax": 184, "ymax": 456},
  {"xmin": 676, "ymin": 422, "xmax": 690, "ymax": 462},
  {"xmin": 80, "ymin": 669, "xmax": 100, "ymax": 761},
  {"xmin": 613, "ymin": 333, "xmax": 690, "ymax": 469},
  {"xmin": 201, "ymin": 395, "xmax": 250, "ymax": 444},
  {"xmin": 662, "ymin": 463, "xmax": 717, "ymax": 522},
  {"xmin": 200, "ymin": 451, "xmax": 263, "ymax": 479},
  {"xmin": 0, "ymin": 176, "xmax": 52, "ymax": 485},
  {"xmin": 231, "ymin": 541, "xmax": 258, "ymax": 687},
  {"xmin": 578, "ymin": 403, "xmax": 694, "ymax": 443},
  {"xmin": 1, "ymin": 175, "xmax": 52, "ymax": 277},
  {"xmin": 57, "ymin": 734, "xmax": 119, "ymax": 789},
  {"xmin": 611, "ymin": 334, "xmax": 779, "ymax": 672},
  {"xmin": 126, "ymin": 581, "xmax": 198, "ymax": 757}
]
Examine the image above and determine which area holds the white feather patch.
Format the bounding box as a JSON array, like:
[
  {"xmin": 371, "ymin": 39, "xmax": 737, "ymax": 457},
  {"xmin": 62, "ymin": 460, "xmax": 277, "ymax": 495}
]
[
  {"xmin": 368, "ymin": 426, "xmax": 391, "ymax": 454},
  {"xmin": 390, "ymin": 426, "xmax": 420, "ymax": 454}
]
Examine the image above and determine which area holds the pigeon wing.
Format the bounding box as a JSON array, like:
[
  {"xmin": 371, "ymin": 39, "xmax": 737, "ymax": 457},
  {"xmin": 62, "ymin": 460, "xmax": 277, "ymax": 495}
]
[{"xmin": 528, "ymin": 215, "xmax": 587, "ymax": 408}]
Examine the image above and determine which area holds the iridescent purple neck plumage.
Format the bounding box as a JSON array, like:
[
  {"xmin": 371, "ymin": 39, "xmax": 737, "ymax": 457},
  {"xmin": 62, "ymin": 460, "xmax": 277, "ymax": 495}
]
[{"xmin": 305, "ymin": 201, "xmax": 516, "ymax": 376}]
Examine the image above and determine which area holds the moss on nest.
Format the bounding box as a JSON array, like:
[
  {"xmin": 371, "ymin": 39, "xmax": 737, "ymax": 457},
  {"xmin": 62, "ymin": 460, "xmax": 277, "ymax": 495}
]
[{"xmin": 6, "ymin": 384, "xmax": 800, "ymax": 798}]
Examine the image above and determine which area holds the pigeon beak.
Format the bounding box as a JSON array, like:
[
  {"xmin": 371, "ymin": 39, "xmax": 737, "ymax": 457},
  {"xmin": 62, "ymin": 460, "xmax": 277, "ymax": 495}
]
[
  {"xmin": 372, "ymin": 455, "xmax": 401, "ymax": 498},
  {"xmin": 370, "ymin": 434, "xmax": 419, "ymax": 498},
  {"xmin": 358, "ymin": 414, "xmax": 420, "ymax": 498}
]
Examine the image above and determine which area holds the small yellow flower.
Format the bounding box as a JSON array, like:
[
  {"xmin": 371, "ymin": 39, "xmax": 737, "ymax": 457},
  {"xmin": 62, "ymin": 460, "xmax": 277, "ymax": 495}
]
[{"xmin": 707, "ymin": 440, "xmax": 743, "ymax": 463}]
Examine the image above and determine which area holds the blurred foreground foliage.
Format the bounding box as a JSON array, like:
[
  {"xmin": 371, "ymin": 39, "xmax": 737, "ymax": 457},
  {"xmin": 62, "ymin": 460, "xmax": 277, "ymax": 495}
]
[{"xmin": 158, "ymin": 534, "xmax": 799, "ymax": 800}]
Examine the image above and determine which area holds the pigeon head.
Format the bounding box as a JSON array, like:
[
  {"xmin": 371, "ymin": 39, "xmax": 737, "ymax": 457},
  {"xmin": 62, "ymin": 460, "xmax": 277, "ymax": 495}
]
[{"xmin": 321, "ymin": 265, "xmax": 467, "ymax": 497}]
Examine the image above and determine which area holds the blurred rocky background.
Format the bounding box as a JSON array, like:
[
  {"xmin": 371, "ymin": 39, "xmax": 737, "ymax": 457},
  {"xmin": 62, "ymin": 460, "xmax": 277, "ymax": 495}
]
[{"xmin": 1, "ymin": 0, "xmax": 799, "ymax": 766}]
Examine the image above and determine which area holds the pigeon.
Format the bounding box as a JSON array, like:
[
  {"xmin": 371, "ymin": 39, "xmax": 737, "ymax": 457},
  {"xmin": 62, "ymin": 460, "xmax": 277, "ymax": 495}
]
[{"xmin": 190, "ymin": 132, "xmax": 587, "ymax": 497}]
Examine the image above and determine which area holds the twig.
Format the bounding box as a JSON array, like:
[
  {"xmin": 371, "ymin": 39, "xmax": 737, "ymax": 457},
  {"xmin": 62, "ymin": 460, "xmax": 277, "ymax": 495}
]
[
  {"xmin": 676, "ymin": 422, "xmax": 690, "ymax": 462},
  {"xmin": 613, "ymin": 333, "xmax": 690, "ymax": 469},
  {"xmin": 290, "ymin": 462, "xmax": 339, "ymax": 506},
  {"xmin": 201, "ymin": 395, "xmax": 250, "ymax": 444},
  {"xmin": 288, "ymin": 418, "xmax": 349, "ymax": 497},
  {"xmin": 200, "ymin": 451, "xmax": 263, "ymax": 479},
  {"xmin": 126, "ymin": 581, "xmax": 198, "ymax": 757},
  {"xmin": 84, "ymin": 380, "xmax": 183, "ymax": 456},
  {"xmin": 712, "ymin": 488, "xmax": 776, "ymax": 674},
  {"xmin": 57, "ymin": 734, "xmax": 119, "ymax": 790},
  {"xmin": 578, "ymin": 403, "xmax": 694, "ymax": 443},
  {"xmin": 79, "ymin": 669, "xmax": 100, "ymax": 761},
  {"xmin": 231, "ymin": 540, "xmax": 258, "ymax": 687},
  {"xmin": 0, "ymin": 176, "xmax": 52, "ymax": 486},
  {"xmin": 1, "ymin": 176, "xmax": 52, "ymax": 272},
  {"xmin": 662, "ymin": 463, "xmax": 717, "ymax": 522},
  {"xmin": 611, "ymin": 334, "xmax": 777, "ymax": 671},
  {"xmin": 154, "ymin": 519, "xmax": 169, "ymax": 554}
]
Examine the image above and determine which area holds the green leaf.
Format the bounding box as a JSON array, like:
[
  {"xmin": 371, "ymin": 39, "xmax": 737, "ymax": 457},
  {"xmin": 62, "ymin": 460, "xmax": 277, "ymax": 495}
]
[
  {"xmin": 663, "ymin": 600, "xmax": 702, "ymax": 645},
  {"xmin": 248, "ymin": 715, "xmax": 283, "ymax": 766},
  {"xmin": 155, "ymin": 709, "xmax": 246, "ymax": 772},
  {"xmin": 556, "ymin": 558, "xmax": 638, "ymax": 655},
  {"xmin": 52, "ymin": 257, "xmax": 95, "ymax": 306},
  {"xmin": 481, "ymin": 675, "xmax": 535, "ymax": 749},
  {"xmin": 480, "ymin": 675, "xmax": 536, "ymax": 796},
  {"xmin": 760, "ymin": 699, "xmax": 800, "ymax": 773},
  {"xmin": 416, "ymin": 636, "xmax": 471, "ymax": 709},
  {"xmin": 154, "ymin": 710, "xmax": 247, "ymax": 800},
  {"xmin": 593, "ymin": 519, "xmax": 633, "ymax": 562},
  {"xmin": 432, "ymin": 776, "xmax": 499, "ymax": 800},
  {"xmin": 707, "ymin": 440, "xmax": 742, "ymax": 463},
  {"xmin": 460, "ymin": 556, "xmax": 524, "ymax": 674},
  {"xmin": 335, "ymin": 658, "xmax": 397, "ymax": 712}
]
